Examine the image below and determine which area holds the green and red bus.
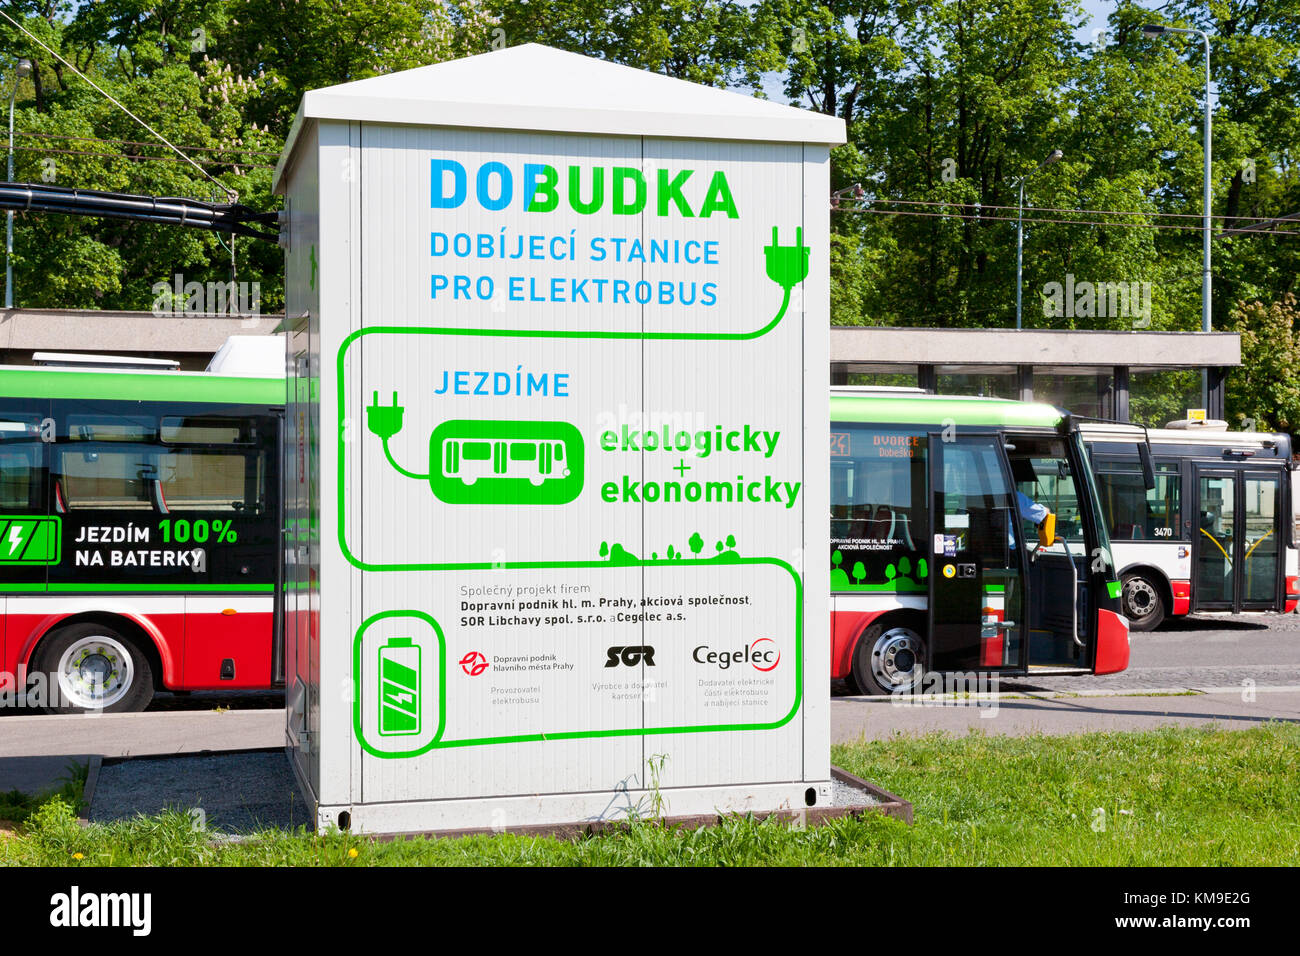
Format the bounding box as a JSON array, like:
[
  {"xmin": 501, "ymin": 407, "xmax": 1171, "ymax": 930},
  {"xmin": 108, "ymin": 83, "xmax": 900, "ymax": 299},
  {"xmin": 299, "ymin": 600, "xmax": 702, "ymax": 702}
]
[
  {"xmin": 0, "ymin": 362, "xmax": 283, "ymax": 713},
  {"xmin": 830, "ymin": 388, "xmax": 1135, "ymax": 694}
]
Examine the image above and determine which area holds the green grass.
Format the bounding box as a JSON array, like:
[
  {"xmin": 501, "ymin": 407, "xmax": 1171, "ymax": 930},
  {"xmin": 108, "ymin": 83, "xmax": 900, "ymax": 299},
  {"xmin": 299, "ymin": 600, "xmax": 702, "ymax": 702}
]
[
  {"xmin": 0, "ymin": 761, "xmax": 86, "ymax": 827},
  {"xmin": 1, "ymin": 725, "xmax": 1296, "ymax": 866}
]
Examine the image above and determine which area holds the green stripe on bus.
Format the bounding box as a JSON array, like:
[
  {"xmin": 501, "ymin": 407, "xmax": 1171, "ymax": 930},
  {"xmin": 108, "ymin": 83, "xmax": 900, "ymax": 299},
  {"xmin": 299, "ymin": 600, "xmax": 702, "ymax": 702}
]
[
  {"xmin": 0, "ymin": 368, "xmax": 285, "ymax": 406},
  {"xmin": 831, "ymin": 394, "xmax": 1063, "ymax": 428}
]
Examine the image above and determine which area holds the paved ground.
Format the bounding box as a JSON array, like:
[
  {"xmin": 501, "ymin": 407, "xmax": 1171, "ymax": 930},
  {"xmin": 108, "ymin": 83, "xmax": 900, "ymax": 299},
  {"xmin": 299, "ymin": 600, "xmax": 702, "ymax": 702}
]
[
  {"xmin": 831, "ymin": 611, "xmax": 1300, "ymax": 698},
  {"xmin": 0, "ymin": 709, "xmax": 283, "ymax": 798},
  {"xmin": 1, "ymin": 612, "xmax": 1296, "ymax": 799},
  {"xmin": 832, "ymin": 688, "xmax": 1300, "ymax": 741}
]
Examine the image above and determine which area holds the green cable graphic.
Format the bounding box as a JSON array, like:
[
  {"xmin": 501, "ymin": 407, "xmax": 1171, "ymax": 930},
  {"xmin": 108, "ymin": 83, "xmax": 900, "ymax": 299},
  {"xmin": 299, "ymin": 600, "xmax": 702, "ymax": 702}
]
[
  {"xmin": 384, "ymin": 440, "xmax": 430, "ymax": 480},
  {"xmin": 345, "ymin": 225, "xmax": 809, "ymax": 565},
  {"xmin": 363, "ymin": 226, "xmax": 807, "ymax": 500},
  {"xmin": 343, "ymin": 229, "xmax": 811, "ymax": 757},
  {"xmin": 366, "ymin": 395, "xmax": 432, "ymax": 480}
]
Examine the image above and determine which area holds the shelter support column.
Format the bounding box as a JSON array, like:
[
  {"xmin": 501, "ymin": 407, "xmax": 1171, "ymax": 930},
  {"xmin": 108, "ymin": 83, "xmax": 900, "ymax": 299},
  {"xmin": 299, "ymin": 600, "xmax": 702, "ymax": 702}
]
[
  {"xmin": 1017, "ymin": 365, "xmax": 1034, "ymax": 403},
  {"xmin": 1207, "ymin": 366, "xmax": 1226, "ymax": 421},
  {"xmin": 1112, "ymin": 365, "xmax": 1129, "ymax": 422}
]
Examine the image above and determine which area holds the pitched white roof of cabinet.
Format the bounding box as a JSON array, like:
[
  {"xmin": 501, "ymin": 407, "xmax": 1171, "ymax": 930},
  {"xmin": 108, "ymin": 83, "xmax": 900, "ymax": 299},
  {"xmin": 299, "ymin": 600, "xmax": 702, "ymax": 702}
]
[{"xmin": 274, "ymin": 43, "xmax": 845, "ymax": 190}]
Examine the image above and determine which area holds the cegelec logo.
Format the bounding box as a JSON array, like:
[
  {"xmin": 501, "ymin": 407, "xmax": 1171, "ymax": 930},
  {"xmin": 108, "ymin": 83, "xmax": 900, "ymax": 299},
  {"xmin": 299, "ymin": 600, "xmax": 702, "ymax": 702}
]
[
  {"xmin": 459, "ymin": 651, "xmax": 490, "ymax": 677},
  {"xmin": 692, "ymin": 639, "xmax": 780, "ymax": 672}
]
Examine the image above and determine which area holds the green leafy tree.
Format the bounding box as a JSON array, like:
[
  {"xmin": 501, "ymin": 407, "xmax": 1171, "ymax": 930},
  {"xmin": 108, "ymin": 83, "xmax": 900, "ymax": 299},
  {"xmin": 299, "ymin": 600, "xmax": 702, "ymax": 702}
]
[{"xmin": 1225, "ymin": 295, "xmax": 1300, "ymax": 433}]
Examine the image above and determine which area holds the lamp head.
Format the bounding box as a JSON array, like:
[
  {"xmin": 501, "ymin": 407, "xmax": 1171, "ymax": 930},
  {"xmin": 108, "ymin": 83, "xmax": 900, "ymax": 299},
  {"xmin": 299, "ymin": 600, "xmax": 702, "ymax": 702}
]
[
  {"xmin": 1142, "ymin": 24, "xmax": 1166, "ymax": 37},
  {"xmin": 15, "ymin": 59, "xmax": 31, "ymax": 78}
]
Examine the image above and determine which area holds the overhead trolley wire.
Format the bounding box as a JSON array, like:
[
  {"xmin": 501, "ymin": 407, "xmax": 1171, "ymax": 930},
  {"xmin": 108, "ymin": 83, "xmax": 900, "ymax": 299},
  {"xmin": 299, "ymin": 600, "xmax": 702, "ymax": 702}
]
[
  {"xmin": 16, "ymin": 131, "xmax": 281, "ymax": 159},
  {"xmin": 833, "ymin": 203, "xmax": 1300, "ymax": 237},
  {"xmin": 10, "ymin": 143, "xmax": 277, "ymax": 171},
  {"xmin": 0, "ymin": 7, "xmax": 237, "ymax": 200}
]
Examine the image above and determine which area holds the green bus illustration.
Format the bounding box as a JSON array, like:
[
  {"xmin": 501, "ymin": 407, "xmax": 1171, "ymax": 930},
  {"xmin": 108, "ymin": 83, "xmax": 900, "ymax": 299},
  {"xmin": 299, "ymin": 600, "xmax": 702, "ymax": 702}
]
[
  {"xmin": 444, "ymin": 436, "xmax": 571, "ymax": 487},
  {"xmin": 428, "ymin": 420, "xmax": 583, "ymax": 504}
]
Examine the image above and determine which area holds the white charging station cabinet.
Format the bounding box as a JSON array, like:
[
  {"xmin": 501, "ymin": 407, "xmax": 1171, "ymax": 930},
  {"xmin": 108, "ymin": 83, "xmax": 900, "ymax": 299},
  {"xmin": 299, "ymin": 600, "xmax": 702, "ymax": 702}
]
[{"xmin": 275, "ymin": 44, "xmax": 844, "ymax": 834}]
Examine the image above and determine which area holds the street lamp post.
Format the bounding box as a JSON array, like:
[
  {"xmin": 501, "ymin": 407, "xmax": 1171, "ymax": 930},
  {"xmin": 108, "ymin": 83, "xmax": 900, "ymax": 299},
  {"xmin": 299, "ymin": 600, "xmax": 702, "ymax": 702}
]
[
  {"xmin": 1015, "ymin": 149, "xmax": 1062, "ymax": 330},
  {"xmin": 1145, "ymin": 24, "xmax": 1213, "ymax": 405},
  {"xmin": 6, "ymin": 58, "xmax": 31, "ymax": 311}
]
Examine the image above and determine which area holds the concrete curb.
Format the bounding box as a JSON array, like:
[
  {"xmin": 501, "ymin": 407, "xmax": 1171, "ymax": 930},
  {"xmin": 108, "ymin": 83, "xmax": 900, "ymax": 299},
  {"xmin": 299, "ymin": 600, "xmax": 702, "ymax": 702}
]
[{"xmin": 836, "ymin": 684, "xmax": 1300, "ymax": 704}]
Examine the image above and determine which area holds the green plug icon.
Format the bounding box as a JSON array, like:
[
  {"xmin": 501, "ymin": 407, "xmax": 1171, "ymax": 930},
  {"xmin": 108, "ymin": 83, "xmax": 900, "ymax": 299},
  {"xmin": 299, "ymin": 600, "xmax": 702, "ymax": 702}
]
[
  {"xmin": 366, "ymin": 391, "xmax": 404, "ymax": 440},
  {"xmin": 764, "ymin": 226, "xmax": 809, "ymax": 291}
]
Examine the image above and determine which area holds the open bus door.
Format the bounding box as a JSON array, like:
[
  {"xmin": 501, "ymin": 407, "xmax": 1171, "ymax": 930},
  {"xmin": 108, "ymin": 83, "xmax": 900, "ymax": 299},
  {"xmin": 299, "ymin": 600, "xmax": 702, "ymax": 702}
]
[
  {"xmin": 927, "ymin": 432, "xmax": 1027, "ymax": 674},
  {"xmin": 926, "ymin": 428, "xmax": 1119, "ymax": 681}
]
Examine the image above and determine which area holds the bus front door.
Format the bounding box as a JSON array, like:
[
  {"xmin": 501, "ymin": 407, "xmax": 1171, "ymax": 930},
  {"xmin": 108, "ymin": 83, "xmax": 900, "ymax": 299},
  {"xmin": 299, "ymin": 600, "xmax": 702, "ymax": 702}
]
[
  {"xmin": 927, "ymin": 433, "xmax": 1026, "ymax": 675},
  {"xmin": 1193, "ymin": 466, "xmax": 1283, "ymax": 612}
]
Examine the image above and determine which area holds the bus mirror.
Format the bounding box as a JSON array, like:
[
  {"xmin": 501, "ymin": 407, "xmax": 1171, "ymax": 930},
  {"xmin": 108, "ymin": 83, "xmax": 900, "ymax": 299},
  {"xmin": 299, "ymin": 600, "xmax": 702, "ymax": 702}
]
[
  {"xmin": 1138, "ymin": 442, "xmax": 1156, "ymax": 490},
  {"xmin": 1038, "ymin": 513, "xmax": 1057, "ymax": 548}
]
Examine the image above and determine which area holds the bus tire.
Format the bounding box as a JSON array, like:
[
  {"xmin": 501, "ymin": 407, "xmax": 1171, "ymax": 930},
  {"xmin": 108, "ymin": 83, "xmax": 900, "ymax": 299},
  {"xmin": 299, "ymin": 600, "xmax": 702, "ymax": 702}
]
[
  {"xmin": 851, "ymin": 621, "xmax": 925, "ymax": 696},
  {"xmin": 1121, "ymin": 573, "xmax": 1166, "ymax": 632},
  {"xmin": 33, "ymin": 623, "xmax": 155, "ymax": 714}
]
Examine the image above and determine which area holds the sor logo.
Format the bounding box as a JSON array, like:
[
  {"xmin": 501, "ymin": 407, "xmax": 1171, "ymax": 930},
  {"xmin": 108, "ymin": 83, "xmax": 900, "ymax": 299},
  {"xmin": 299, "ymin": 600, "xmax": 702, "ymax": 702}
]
[
  {"xmin": 459, "ymin": 651, "xmax": 490, "ymax": 676},
  {"xmin": 692, "ymin": 639, "xmax": 780, "ymax": 672},
  {"xmin": 605, "ymin": 645, "xmax": 655, "ymax": 667}
]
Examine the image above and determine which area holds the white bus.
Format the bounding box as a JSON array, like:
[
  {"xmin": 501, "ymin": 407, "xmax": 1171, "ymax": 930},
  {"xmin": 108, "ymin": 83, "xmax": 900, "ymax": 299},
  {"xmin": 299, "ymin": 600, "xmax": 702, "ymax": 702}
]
[{"xmin": 1082, "ymin": 421, "xmax": 1299, "ymax": 630}]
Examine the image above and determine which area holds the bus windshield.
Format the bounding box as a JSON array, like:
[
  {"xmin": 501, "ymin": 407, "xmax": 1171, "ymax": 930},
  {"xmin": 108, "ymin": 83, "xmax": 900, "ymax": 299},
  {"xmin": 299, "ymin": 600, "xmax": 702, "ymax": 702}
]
[
  {"xmin": 1005, "ymin": 433, "xmax": 1105, "ymax": 553},
  {"xmin": 1075, "ymin": 433, "xmax": 1113, "ymax": 559}
]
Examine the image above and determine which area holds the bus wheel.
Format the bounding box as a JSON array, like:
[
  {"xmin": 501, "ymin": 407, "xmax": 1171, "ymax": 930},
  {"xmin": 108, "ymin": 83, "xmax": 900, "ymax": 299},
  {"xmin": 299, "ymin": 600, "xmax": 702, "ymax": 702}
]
[
  {"xmin": 34, "ymin": 623, "xmax": 155, "ymax": 714},
  {"xmin": 852, "ymin": 623, "xmax": 925, "ymax": 696},
  {"xmin": 1121, "ymin": 574, "xmax": 1166, "ymax": 632}
]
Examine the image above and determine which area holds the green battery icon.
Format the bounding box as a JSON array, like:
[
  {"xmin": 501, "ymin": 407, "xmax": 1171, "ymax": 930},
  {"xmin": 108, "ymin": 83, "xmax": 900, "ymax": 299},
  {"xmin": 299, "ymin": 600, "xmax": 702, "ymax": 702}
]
[
  {"xmin": 378, "ymin": 637, "xmax": 421, "ymax": 736},
  {"xmin": 0, "ymin": 516, "xmax": 61, "ymax": 565}
]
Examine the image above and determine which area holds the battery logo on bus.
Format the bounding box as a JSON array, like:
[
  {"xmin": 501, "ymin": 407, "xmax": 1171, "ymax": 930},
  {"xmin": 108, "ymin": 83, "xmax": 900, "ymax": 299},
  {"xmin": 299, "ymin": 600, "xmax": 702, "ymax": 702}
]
[{"xmin": 0, "ymin": 515, "xmax": 61, "ymax": 565}]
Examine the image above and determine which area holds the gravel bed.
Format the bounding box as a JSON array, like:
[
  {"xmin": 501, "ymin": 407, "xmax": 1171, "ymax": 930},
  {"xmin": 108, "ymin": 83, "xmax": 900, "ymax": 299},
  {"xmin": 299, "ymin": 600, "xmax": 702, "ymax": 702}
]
[
  {"xmin": 90, "ymin": 749, "xmax": 312, "ymax": 834},
  {"xmin": 830, "ymin": 776, "xmax": 884, "ymax": 808}
]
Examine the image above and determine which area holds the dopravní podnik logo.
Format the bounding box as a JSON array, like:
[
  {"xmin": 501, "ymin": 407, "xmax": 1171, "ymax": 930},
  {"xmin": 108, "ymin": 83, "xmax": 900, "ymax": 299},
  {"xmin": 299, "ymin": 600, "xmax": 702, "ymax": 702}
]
[{"xmin": 429, "ymin": 158, "xmax": 738, "ymax": 307}]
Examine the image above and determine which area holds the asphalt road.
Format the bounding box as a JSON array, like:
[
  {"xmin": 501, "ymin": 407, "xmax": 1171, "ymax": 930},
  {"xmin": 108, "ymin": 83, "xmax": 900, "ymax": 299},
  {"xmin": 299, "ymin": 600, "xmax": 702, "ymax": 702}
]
[
  {"xmin": 1, "ymin": 613, "xmax": 1297, "ymax": 796},
  {"xmin": 829, "ymin": 611, "xmax": 1300, "ymax": 741}
]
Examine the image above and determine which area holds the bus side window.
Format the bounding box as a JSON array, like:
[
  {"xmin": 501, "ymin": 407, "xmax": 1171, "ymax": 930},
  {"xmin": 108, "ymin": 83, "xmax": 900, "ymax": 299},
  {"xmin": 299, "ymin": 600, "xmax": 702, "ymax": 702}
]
[
  {"xmin": 54, "ymin": 447, "xmax": 157, "ymax": 510},
  {"xmin": 0, "ymin": 413, "xmax": 45, "ymax": 511},
  {"xmin": 157, "ymin": 448, "xmax": 267, "ymax": 513},
  {"xmin": 1095, "ymin": 461, "xmax": 1181, "ymax": 540},
  {"xmin": 829, "ymin": 426, "xmax": 928, "ymax": 591}
]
